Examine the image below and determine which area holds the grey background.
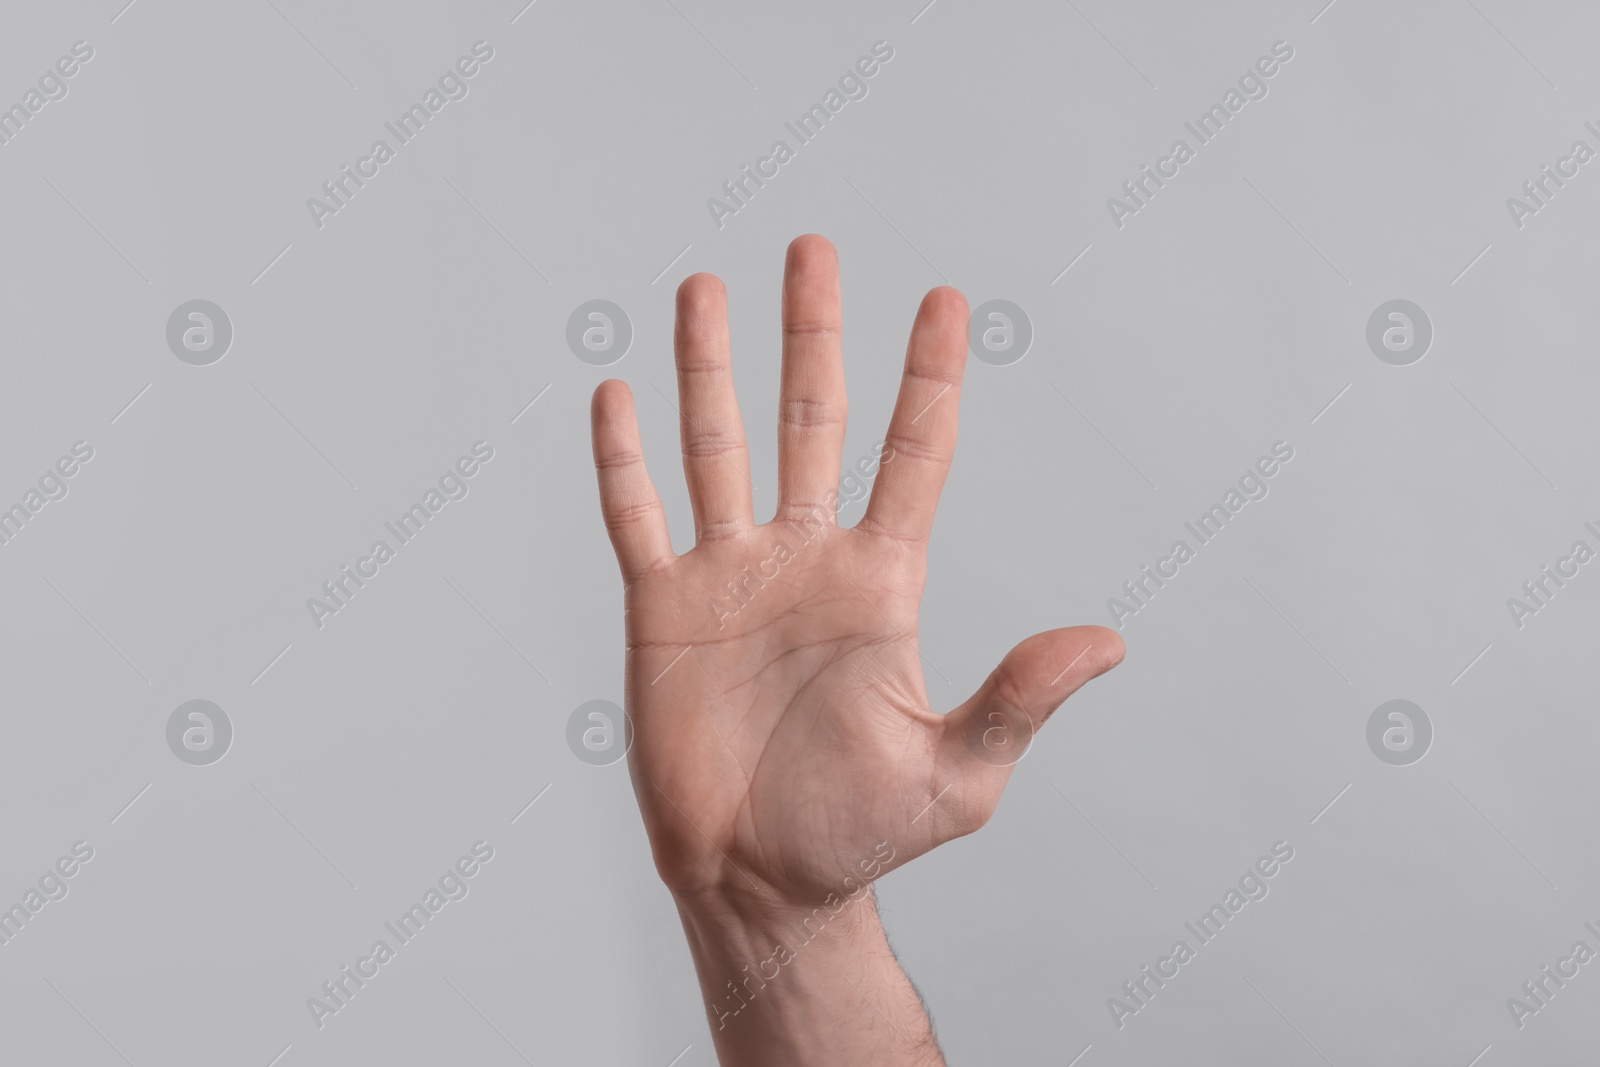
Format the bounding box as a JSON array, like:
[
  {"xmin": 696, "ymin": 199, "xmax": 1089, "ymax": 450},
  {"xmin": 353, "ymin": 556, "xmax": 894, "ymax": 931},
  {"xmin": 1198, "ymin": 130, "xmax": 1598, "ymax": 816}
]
[{"xmin": 2, "ymin": 0, "xmax": 1597, "ymax": 1064}]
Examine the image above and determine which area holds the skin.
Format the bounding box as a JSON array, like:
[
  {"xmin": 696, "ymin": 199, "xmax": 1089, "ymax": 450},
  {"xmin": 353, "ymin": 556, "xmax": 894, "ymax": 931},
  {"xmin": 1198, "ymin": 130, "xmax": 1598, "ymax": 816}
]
[{"xmin": 590, "ymin": 234, "xmax": 1124, "ymax": 1065}]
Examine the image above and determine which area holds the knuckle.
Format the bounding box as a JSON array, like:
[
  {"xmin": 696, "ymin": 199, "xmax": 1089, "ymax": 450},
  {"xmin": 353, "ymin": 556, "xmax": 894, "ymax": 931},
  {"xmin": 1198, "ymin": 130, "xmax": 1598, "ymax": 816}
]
[
  {"xmin": 694, "ymin": 517, "xmax": 746, "ymax": 542},
  {"xmin": 778, "ymin": 395, "xmax": 844, "ymax": 430},
  {"xmin": 675, "ymin": 357, "xmax": 727, "ymax": 377},
  {"xmin": 603, "ymin": 498, "xmax": 662, "ymax": 530},
  {"xmin": 852, "ymin": 515, "xmax": 925, "ymax": 547},
  {"xmin": 782, "ymin": 320, "xmax": 840, "ymax": 340},
  {"xmin": 774, "ymin": 500, "xmax": 835, "ymax": 524},
  {"xmin": 594, "ymin": 448, "xmax": 644, "ymax": 471},
  {"xmin": 904, "ymin": 367, "xmax": 962, "ymax": 390},
  {"xmin": 682, "ymin": 430, "xmax": 746, "ymax": 460},
  {"xmin": 881, "ymin": 432, "xmax": 946, "ymax": 465}
]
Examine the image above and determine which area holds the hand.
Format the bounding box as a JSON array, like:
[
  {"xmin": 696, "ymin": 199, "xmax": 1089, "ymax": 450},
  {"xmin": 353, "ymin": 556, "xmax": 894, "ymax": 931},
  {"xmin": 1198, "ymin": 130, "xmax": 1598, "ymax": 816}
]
[{"xmin": 589, "ymin": 235, "xmax": 1124, "ymax": 1062}]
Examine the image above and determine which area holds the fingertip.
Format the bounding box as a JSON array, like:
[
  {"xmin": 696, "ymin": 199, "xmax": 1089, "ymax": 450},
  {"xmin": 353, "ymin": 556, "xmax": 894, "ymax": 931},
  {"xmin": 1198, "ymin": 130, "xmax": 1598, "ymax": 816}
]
[
  {"xmin": 787, "ymin": 233, "xmax": 838, "ymax": 267},
  {"xmin": 912, "ymin": 286, "xmax": 969, "ymax": 348},
  {"xmin": 1084, "ymin": 625, "xmax": 1126, "ymax": 670},
  {"xmin": 591, "ymin": 382, "xmax": 640, "ymax": 458},
  {"xmin": 592, "ymin": 378, "xmax": 633, "ymax": 416},
  {"xmin": 1026, "ymin": 625, "xmax": 1124, "ymax": 692},
  {"xmin": 922, "ymin": 285, "xmax": 969, "ymax": 321},
  {"xmin": 675, "ymin": 275, "xmax": 729, "ymax": 350},
  {"xmin": 782, "ymin": 234, "xmax": 843, "ymax": 329},
  {"xmin": 676, "ymin": 271, "xmax": 726, "ymax": 310},
  {"xmin": 905, "ymin": 286, "xmax": 971, "ymax": 376}
]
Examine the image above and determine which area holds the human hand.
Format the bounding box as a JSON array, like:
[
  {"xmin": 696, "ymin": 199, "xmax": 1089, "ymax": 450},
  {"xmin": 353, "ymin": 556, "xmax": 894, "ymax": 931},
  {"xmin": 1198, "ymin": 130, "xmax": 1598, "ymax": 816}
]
[
  {"xmin": 590, "ymin": 235, "xmax": 1124, "ymax": 1062},
  {"xmin": 590, "ymin": 234, "xmax": 1123, "ymax": 909}
]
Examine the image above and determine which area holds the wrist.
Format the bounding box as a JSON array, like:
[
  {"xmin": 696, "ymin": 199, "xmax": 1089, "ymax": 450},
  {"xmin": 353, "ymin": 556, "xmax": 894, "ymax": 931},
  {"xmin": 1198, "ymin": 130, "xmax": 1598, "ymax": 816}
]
[
  {"xmin": 673, "ymin": 878, "xmax": 885, "ymax": 1006},
  {"xmin": 673, "ymin": 883, "xmax": 944, "ymax": 1066},
  {"xmin": 673, "ymin": 872, "xmax": 878, "ymax": 930}
]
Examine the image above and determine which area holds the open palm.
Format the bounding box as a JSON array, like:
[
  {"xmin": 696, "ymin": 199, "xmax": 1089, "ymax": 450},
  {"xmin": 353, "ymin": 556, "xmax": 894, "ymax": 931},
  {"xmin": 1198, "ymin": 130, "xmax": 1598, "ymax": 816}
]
[{"xmin": 590, "ymin": 235, "xmax": 1123, "ymax": 910}]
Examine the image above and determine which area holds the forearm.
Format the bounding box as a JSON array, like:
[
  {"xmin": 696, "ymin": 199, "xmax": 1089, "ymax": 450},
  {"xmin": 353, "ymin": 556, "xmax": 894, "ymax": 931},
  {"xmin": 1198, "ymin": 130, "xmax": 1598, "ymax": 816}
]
[{"xmin": 676, "ymin": 886, "xmax": 945, "ymax": 1066}]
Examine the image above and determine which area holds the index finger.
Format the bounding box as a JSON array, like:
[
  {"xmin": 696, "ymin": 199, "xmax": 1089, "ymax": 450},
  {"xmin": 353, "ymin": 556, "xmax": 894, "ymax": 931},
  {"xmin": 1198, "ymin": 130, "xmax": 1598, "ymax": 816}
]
[{"xmin": 859, "ymin": 287, "xmax": 968, "ymax": 544}]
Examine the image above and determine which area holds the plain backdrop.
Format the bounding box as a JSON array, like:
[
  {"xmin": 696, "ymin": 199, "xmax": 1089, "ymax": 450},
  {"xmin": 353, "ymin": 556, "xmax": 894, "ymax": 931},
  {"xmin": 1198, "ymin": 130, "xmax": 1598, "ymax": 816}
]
[{"xmin": 1, "ymin": 1, "xmax": 1598, "ymax": 1064}]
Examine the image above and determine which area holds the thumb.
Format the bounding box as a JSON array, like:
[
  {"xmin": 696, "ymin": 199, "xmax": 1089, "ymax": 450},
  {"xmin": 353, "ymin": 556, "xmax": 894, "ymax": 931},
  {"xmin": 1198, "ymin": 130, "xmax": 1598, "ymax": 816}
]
[{"xmin": 934, "ymin": 626, "xmax": 1124, "ymax": 828}]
